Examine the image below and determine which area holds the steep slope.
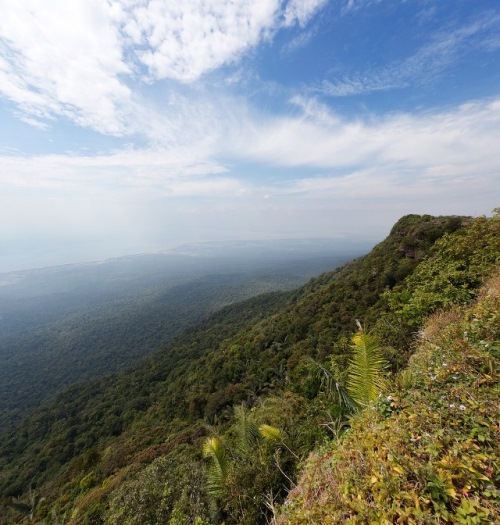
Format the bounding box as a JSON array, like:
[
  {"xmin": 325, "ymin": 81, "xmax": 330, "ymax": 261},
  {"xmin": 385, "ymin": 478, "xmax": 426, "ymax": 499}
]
[
  {"xmin": 0, "ymin": 290, "xmax": 292, "ymax": 496},
  {"xmin": 2, "ymin": 214, "xmax": 498, "ymax": 525},
  {"xmin": 276, "ymin": 268, "xmax": 500, "ymax": 524}
]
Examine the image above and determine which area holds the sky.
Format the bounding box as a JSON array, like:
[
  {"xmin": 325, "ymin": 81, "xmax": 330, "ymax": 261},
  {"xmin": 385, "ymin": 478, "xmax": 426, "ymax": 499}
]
[{"xmin": 1, "ymin": 0, "xmax": 499, "ymax": 272}]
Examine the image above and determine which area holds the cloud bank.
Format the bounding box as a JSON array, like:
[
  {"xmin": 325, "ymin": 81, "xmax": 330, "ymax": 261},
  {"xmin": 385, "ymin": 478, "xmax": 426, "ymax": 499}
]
[{"xmin": 2, "ymin": 95, "xmax": 499, "ymax": 207}]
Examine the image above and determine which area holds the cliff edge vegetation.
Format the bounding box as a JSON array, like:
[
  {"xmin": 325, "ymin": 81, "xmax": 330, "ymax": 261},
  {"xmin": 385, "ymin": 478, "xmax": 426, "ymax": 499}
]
[{"xmin": 276, "ymin": 267, "xmax": 500, "ymax": 524}]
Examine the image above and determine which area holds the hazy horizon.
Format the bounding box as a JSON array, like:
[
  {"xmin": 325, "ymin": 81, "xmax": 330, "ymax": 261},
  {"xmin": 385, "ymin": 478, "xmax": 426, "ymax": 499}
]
[
  {"xmin": 1, "ymin": 234, "xmax": 375, "ymax": 274},
  {"xmin": 1, "ymin": 1, "xmax": 499, "ymax": 274}
]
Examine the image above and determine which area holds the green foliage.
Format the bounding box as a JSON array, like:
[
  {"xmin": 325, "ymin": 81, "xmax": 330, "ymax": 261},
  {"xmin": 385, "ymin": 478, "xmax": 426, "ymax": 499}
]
[
  {"xmin": 275, "ymin": 268, "xmax": 500, "ymax": 524},
  {"xmin": 385, "ymin": 215, "xmax": 500, "ymax": 332},
  {"xmin": 203, "ymin": 437, "xmax": 228, "ymax": 499},
  {"xmin": 202, "ymin": 407, "xmax": 288, "ymax": 524},
  {"xmin": 305, "ymin": 356, "xmax": 356, "ymax": 412},
  {"xmin": 0, "ymin": 258, "xmax": 330, "ymax": 429},
  {"xmin": 79, "ymin": 471, "xmax": 96, "ymax": 494},
  {"xmin": 0, "ymin": 291, "xmax": 290, "ymax": 504},
  {"xmin": 201, "ymin": 394, "xmax": 325, "ymax": 525},
  {"xmin": 105, "ymin": 449, "xmax": 209, "ymax": 525},
  {"xmin": 347, "ymin": 326, "xmax": 388, "ymax": 407},
  {"xmin": 234, "ymin": 404, "xmax": 259, "ymax": 454}
]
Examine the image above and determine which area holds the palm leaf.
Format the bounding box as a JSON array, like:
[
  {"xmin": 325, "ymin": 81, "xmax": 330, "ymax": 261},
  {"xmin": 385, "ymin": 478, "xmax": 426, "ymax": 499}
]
[
  {"xmin": 259, "ymin": 424, "xmax": 283, "ymax": 441},
  {"xmin": 202, "ymin": 437, "xmax": 228, "ymax": 497},
  {"xmin": 347, "ymin": 327, "xmax": 387, "ymax": 407},
  {"xmin": 306, "ymin": 357, "xmax": 357, "ymax": 412},
  {"xmin": 234, "ymin": 404, "xmax": 259, "ymax": 454}
]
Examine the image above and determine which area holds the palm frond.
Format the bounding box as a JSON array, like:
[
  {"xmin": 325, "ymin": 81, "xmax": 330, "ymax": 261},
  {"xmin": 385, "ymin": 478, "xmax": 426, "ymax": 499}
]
[
  {"xmin": 234, "ymin": 404, "xmax": 259, "ymax": 454},
  {"xmin": 347, "ymin": 328, "xmax": 387, "ymax": 407},
  {"xmin": 259, "ymin": 424, "xmax": 283, "ymax": 441},
  {"xmin": 306, "ymin": 357, "xmax": 356, "ymax": 412},
  {"xmin": 202, "ymin": 437, "xmax": 228, "ymax": 497}
]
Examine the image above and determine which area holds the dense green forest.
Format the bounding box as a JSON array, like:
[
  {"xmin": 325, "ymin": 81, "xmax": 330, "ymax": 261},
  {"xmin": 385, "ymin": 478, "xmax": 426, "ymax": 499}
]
[
  {"xmin": 0, "ymin": 213, "xmax": 498, "ymax": 525},
  {"xmin": 0, "ymin": 253, "xmax": 350, "ymax": 428}
]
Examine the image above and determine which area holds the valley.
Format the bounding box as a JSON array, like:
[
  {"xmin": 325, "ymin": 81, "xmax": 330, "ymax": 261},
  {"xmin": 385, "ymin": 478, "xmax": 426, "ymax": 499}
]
[{"xmin": 0, "ymin": 241, "xmax": 363, "ymax": 428}]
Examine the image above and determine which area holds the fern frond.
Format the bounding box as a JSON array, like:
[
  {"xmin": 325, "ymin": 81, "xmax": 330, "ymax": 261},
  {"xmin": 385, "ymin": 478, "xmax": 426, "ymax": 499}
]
[{"xmin": 234, "ymin": 404, "xmax": 259, "ymax": 454}]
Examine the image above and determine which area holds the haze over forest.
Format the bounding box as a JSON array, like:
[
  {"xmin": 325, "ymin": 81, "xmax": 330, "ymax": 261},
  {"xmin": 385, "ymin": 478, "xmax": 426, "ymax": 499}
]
[{"xmin": 0, "ymin": 213, "xmax": 498, "ymax": 525}]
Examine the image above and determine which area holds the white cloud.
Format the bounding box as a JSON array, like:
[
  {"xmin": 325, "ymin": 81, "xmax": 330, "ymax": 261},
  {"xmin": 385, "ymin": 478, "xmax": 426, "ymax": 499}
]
[
  {"xmin": 229, "ymin": 95, "xmax": 500, "ymax": 212},
  {"xmin": 0, "ymin": 146, "xmax": 231, "ymax": 197},
  {"xmin": 282, "ymin": 0, "xmax": 327, "ymax": 28},
  {"xmin": 128, "ymin": 0, "xmax": 281, "ymax": 82},
  {"xmin": 281, "ymin": 26, "xmax": 318, "ymax": 53},
  {"xmin": 0, "ymin": 0, "xmax": 131, "ymax": 134},
  {"xmin": 3, "ymin": 94, "xmax": 499, "ymax": 209},
  {"xmin": 341, "ymin": 0, "xmax": 383, "ymax": 15},
  {"xmin": 0, "ymin": 0, "xmax": 327, "ymax": 135},
  {"xmin": 126, "ymin": 0, "xmax": 327, "ymax": 81},
  {"xmin": 16, "ymin": 114, "xmax": 49, "ymax": 130},
  {"xmin": 319, "ymin": 76, "xmax": 399, "ymax": 97}
]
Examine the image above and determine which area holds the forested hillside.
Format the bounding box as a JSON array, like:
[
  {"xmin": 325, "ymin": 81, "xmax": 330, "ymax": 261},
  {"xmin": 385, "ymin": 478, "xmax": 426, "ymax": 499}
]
[
  {"xmin": 0, "ymin": 253, "xmax": 348, "ymax": 428},
  {"xmin": 0, "ymin": 213, "xmax": 498, "ymax": 525}
]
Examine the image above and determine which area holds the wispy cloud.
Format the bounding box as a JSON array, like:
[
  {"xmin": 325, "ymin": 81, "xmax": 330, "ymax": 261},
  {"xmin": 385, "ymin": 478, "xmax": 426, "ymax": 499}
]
[
  {"xmin": 319, "ymin": 13, "xmax": 500, "ymax": 97},
  {"xmin": 417, "ymin": 5, "xmax": 438, "ymax": 26},
  {"xmin": 221, "ymin": 94, "xmax": 500, "ymax": 222},
  {"xmin": 282, "ymin": 0, "xmax": 328, "ymax": 27},
  {"xmin": 281, "ymin": 26, "xmax": 318, "ymax": 54},
  {"xmin": 0, "ymin": 146, "xmax": 231, "ymax": 197},
  {"xmin": 239, "ymin": 95, "xmax": 500, "ymax": 172},
  {"xmin": 1, "ymin": 92, "xmax": 498, "ymax": 263},
  {"xmin": 341, "ymin": 0, "xmax": 384, "ymax": 15}
]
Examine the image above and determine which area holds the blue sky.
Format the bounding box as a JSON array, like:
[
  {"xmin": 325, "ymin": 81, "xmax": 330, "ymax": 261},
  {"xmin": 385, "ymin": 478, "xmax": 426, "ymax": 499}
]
[{"xmin": 1, "ymin": 0, "xmax": 499, "ymax": 271}]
